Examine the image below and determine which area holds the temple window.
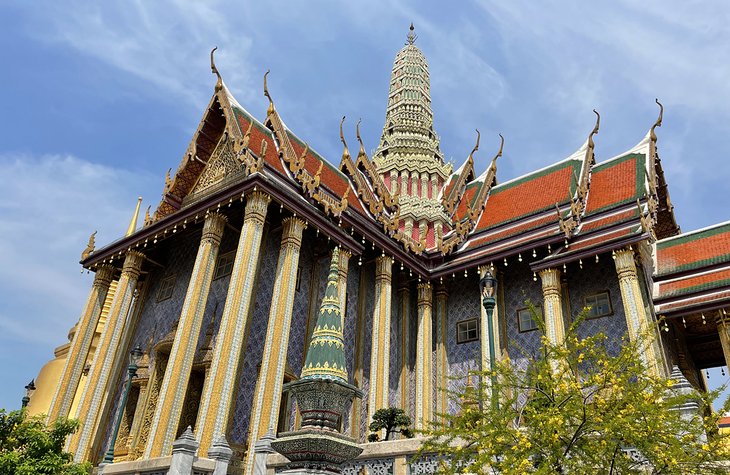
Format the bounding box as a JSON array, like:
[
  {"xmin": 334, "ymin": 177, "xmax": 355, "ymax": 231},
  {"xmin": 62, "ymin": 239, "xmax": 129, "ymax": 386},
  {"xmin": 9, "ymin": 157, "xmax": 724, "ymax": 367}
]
[
  {"xmin": 156, "ymin": 275, "xmax": 176, "ymax": 302},
  {"xmin": 518, "ymin": 306, "xmax": 541, "ymax": 333},
  {"xmin": 584, "ymin": 291, "xmax": 612, "ymax": 319},
  {"xmin": 456, "ymin": 318, "xmax": 479, "ymax": 343},
  {"xmin": 213, "ymin": 251, "xmax": 235, "ymax": 280}
]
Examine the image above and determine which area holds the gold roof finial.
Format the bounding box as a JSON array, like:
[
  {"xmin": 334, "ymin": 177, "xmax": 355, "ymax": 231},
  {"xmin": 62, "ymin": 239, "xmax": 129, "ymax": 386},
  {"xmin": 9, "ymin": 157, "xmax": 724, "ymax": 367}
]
[
  {"xmin": 263, "ymin": 70, "xmax": 274, "ymax": 116},
  {"xmin": 210, "ymin": 46, "xmax": 222, "ymax": 92},
  {"xmin": 650, "ymin": 98, "xmax": 663, "ymax": 143},
  {"xmin": 588, "ymin": 109, "xmax": 600, "ymax": 151},
  {"xmin": 81, "ymin": 230, "xmax": 96, "ymax": 261},
  {"xmin": 492, "ymin": 133, "xmax": 504, "ymax": 163},
  {"xmin": 126, "ymin": 197, "xmax": 143, "ymax": 237},
  {"xmin": 407, "ymin": 22, "xmax": 417, "ymax": 45},
  {"xmin": 470, "ymin": 129, "xmax": 481, "ymax": 159},
  {"xmin": 356, "ymin": 118, "xmax": 366, "ymax": 157},
  {"xmin": 340, "ymin": 116, "xmax": 350, "ymax": 159}
]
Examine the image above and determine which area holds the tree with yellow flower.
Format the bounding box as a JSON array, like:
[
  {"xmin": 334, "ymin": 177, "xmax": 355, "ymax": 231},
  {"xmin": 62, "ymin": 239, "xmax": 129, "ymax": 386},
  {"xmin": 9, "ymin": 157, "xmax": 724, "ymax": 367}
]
[{"xmin": 418, "ymin": 305, "xmax": 730, "ymax": 474}]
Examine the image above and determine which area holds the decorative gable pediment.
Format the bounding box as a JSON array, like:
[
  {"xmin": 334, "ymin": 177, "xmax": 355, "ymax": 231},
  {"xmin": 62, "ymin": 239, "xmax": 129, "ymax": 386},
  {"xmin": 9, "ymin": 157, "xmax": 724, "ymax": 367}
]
[{"xmin": 190, "ymin": 135, "xmax": 244, "ymax": 196}]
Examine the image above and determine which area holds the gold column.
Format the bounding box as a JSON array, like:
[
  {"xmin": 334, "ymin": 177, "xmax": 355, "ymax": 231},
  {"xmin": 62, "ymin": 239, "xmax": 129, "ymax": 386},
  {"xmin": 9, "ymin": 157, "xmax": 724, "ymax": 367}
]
[
  {"xmin": 337, "ymin": 248, "xmax": 352, "ymax": 329},
  {"xmin": 479, "ymin": 265, "xmax": 502, "ymax": 374},
  {"xmin": 614, "ymin": 247, "xmax": 662, "ymax": 376},
  {"xmin": 145, "ymin": 212, "xmax": 227, "ymax": 458},
  {"xmin": 196, "ymin": 192, "xmax": 270, "ymax": 456},
  {"xmin": 415, "ymin": 282, "xmax": 433, "ymax": 430},
  {"xmin": 398, "ymin": 279, "xmax": 410, "ymax": 411},
  {"xmin": 368, "ymin": 255, "xmax": 393, "ymax": 428},
  {"xmin": 244, "ymin": 216, "xmax": 306, "ymax": 475},
  {"xmin": 48, "ymin": 264, "xmax": 115, "ymax": 423},
  {"xmin": 435, "ymin": 284, "xmax": 448, "ymax": 419},
  {"xmin": 69, "ymin": 250, "xmax": 145, "ymax": 462},
  {"xmin": 539, "ymin": 268, "xmax": 565, "ymax": 345}
]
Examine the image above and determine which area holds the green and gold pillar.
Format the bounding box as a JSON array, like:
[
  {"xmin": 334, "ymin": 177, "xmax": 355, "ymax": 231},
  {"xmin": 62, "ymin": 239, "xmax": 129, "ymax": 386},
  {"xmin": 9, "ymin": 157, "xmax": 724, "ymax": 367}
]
[
  {"xmin": 435, "ymin": 284, "xmax": 448, "ymax": 419},
  {"xmin": 539, "ymin": 268, "xmax": 565, "ymax": 346},
  {"xmin": 69, "ymin": 250, "xmax": 145, "ymax": 462},
  {"xmin": 415, "ymin": 282, "xmax": 433, "ymax": 430},
  {"xmin": 244, "ymin": 216, "xmax": 306, "ymax": 475},
  {"xmin": 614, "ymin": 247, "xmax": 662, "ymax": 376},
  {"xmin": 367, "ymin": 255, "xmax": 393, "ymax": 429},
  {"xmin": 145, "ymin": 212, "xmax": 227, "ymax": 458},
  {"xmin": 48, "ymin": 264, "xmax": 115, "ymax": 423},
  {"xmin": 196, "ymin": 192, "xmax": 270, "ymax": 456}
]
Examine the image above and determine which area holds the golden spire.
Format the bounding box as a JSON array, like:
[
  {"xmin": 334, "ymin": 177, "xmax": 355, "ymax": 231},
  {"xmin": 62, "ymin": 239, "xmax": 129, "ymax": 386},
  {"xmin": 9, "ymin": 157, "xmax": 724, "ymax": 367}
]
[{"xmin": 126, "ymin": 197, "xmax": 143, "ymax": 237}]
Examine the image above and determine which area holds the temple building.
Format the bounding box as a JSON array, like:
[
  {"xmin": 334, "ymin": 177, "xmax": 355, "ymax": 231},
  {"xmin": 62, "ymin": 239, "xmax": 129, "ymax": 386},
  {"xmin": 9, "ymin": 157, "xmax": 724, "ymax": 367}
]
[{"xmin": 28, "ymin": 26, "xmax": 730, "ymax": 474}]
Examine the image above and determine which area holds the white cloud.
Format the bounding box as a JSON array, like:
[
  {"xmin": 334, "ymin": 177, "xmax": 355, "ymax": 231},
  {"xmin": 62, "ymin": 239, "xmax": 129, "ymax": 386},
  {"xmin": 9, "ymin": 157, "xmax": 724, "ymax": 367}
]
[{"xmin": 0, "ymin": 153, "xmax": 156, "ymax": 346}]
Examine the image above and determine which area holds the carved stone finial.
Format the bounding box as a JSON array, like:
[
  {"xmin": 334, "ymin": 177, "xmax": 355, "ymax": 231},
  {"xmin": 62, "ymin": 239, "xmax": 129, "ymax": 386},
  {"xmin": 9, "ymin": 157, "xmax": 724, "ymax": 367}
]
[
  {"xmin": 210, "ymin": 46, "xmax": 222, "ymax": 91},
  {"xmin": 471, "ymin": 128, "xmax": 481, "ymax": 158},
  {"xmin": 263, "ymin": 69, "xmax": 272, "ymax": 105},
  {"xmin": 81, "ymin": 231, "xmax": 96, "ymax": 260},
  {"xmin": 588, "ymin": 109, "xmax": 600, "ymax": 150},
  {"xmin": 492, "ymin": 133, "xmax": 504, "ymax": 163}
]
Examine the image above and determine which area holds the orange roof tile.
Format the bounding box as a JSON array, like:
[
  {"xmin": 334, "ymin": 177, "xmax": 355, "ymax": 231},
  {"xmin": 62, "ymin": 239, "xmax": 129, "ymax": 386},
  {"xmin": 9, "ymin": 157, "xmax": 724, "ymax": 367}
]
[
  {"xmin": 656, "ymin": 222, "xmax": 730, "ymax": 276},
  {"xmin": 657, "ymin": 267, "xmax": 730, "ymax": 299},
  {"xmin": 585, "ymin": 153, "xmax": 645, "ymax": 215},
  {"xmin": 476, "ymin": 160, "xmax": 579, "ymax": 232}
]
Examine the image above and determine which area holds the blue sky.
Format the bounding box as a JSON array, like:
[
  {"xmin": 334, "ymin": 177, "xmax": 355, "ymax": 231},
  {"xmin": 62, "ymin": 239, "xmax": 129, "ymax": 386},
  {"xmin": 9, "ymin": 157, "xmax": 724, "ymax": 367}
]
[{"xmin": 1, "ymin": 1, "xmax": 729, "ymax": 411}]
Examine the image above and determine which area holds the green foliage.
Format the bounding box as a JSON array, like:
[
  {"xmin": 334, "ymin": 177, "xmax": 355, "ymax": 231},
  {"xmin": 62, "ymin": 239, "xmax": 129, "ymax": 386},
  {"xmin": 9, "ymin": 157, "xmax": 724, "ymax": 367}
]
[
  {"xmin": 0, "ymin": 409, "xmax": 90, "ymax": 475},
  {"xmin": 368, "ymin": 407, "xmax": 414, "ymax": 441},
  {"xmin": 419, "ymin": 305, "xmax": 730, "ymax": 474}
]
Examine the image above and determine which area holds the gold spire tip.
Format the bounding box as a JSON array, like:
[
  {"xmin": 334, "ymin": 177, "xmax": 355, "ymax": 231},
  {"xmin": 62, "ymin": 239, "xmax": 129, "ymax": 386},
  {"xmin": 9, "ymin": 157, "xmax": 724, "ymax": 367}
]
[
  {"xmin": 407, "ymin": 23, "xmax": 417, "ymax": 44},
  {"xmin": 126, "ymin": 197, "xmax": 143, "ymax": 237}
]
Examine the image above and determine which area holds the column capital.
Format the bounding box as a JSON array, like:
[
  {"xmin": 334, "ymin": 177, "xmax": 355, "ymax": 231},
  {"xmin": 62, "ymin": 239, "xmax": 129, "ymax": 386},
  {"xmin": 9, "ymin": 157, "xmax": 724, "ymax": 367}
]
[
  {"xmin": 202, "ymin": 212, "xmax": 227, "ymax": 245},
  {"xmin": 337, "ymin": 247, "xmax": 352, "ymax": 273},
  {"xmin": 435, "ymin": 283, "xmax": 449, "ymax": 298},
  {"xmin": 92, "ymin": 264, "xmax": 116, "ymax": 288},
  {"xmin": 375, "ymin": 255, "xmax": 393, "ymax": 280},
  {"xmin": 245, "ymin": 191, "xmax": 271, "ymax": 223},
  {"xmin": 539, "ymin": 268, "xmax": 561, "ymax": 296},
  {"xmin": 614, "ymin": 247, "xmax": 638, "ymax": 279},
  {"xmin": 417, "ymin": 281, "xmax": 433, "ymax": 306},
  {"xmin": 122, "ymin": 250, "xmax": 146, "ymax": 279},
  {"xmin": 281, "ymin": 216, "xmax": 307, "ymax": 247}
]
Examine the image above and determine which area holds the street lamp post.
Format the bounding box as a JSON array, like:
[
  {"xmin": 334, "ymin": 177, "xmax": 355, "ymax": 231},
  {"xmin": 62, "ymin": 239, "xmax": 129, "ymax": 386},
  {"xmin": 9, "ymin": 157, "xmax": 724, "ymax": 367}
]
[
  {"xmin": 103, "ymin": 345, "xmax": 143, "ymax": 464},
  {"xmin": 479, "ymin": 267, "xmax": 498, "ymax": 407},
  {"xmin": 21, "ymin": 380, "xmax": 36, "ymax": 408}
]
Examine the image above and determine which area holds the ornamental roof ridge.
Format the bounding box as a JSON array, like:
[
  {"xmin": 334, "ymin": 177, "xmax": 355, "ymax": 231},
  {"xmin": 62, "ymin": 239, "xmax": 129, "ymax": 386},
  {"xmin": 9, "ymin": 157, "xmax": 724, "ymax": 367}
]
[{"xmin": 656, "ymin": 220, "xmax": 730, "ymax": 245}]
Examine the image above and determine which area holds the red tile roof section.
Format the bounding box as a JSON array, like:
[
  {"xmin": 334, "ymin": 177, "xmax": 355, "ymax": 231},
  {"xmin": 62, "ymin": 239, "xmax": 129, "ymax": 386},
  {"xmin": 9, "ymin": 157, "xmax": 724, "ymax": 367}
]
[
  {"xmin": 231, "ymin": 109, "xmax": 285, "ymax": 175},
  {"xmin": 656, "ymin": 289, "xmax": 730, "ymax": 313}
]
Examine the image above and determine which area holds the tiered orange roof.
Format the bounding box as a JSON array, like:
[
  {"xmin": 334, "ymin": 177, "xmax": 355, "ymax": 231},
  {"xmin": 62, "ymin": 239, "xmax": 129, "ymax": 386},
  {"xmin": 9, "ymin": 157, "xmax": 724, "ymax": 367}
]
[{"xmin": 654, "ymin": 222, "xmax": 730, "ymax": 315}]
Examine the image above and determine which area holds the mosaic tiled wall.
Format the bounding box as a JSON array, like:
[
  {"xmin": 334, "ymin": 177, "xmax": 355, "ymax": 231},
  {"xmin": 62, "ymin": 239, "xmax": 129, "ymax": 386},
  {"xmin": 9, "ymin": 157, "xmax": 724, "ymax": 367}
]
[
  {"xmin": 445, "ymin": 276, "xmax": 481, "ymax": 415},
  {"xmin": 341, "ymin": 255, "xmax": 360, "ymax": 434},
  {"xmin": 388, "ymin": 271, "xmax": 401, "ymax": 409},
  {"xmin": 565, "ymin": 257, "xmax": 628, "ymax": 355},
  {"xmin": 358, "ymin": 262, "xmax": 375, "ymax": 441},
  {"xmin": 228, "ymin": 226, "xmax": 281, "ymax": 444},
  {"xmin": 502, "ymin": 261, "xmax": 544, "ymax": 372}
]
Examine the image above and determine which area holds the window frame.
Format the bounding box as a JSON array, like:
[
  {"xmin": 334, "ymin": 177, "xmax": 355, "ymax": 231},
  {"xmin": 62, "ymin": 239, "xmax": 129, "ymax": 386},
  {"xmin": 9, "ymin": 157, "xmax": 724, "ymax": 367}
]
[
  {"xmin": 213, "ymin": 251, "xmax": 236, "ymax": 280},
  {"xmin": 156, "ymin": 274, "xmax": 176, "ymax": 302},
  {"xmin": 517, "ymin": 305, "xmax": 541, "ymax": 333},
  {"xmin": 456, "ymin": 318, "xmax": 479, "ymax": 344},
  {"xmin": 583, "ymin": 290, "xmax": 613, "ymax": 319}
]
